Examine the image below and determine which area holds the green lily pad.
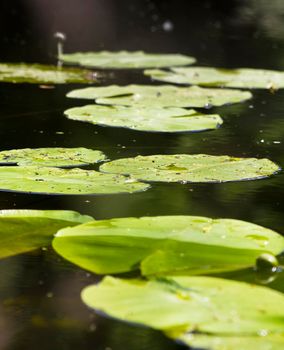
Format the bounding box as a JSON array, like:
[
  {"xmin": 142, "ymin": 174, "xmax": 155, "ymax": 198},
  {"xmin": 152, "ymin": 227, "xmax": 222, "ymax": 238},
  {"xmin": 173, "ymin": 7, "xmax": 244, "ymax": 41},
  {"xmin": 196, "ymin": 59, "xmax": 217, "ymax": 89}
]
[
  {"xmin": 100, "ymin": 154, "xmax": 280, "ymax": 183},
  {"xmin": 67, "ymin": 85, "xmax": 252, "ymax": 108},
  {"xmin": 177, "ymin": 333, "xmax": 284, "ymax": 350},
  {"xmin": 145, "ymin": 67, "xmax": 284, "ymax": 89},
  {"xmin": 81, "ymin": 275, "xmax": 284, "ymax": 335},
  {"xmin": 60, "ymin": 50, "xmax": 196, "ymax": 69},
  {"xmin": 0, "ymin": 209, "xmax": 93, "ymax": 259},
  {"xmin": 52, "ymin": 216, "xmax": 284, "ymax": 275},
  {"xmin": 0, "ymin": 166, "xmax": 149, "ymax": 195},
  {"xmin": 0, "ymin": 63, "xmax": 96, "ymax": 84},
  {"xmin": 0, "ymin": 147, "xmax": 106, "ymax": 167},
  {"xmin": 64, "ymin": 105, "xmax": 223, "ymax": 133}
]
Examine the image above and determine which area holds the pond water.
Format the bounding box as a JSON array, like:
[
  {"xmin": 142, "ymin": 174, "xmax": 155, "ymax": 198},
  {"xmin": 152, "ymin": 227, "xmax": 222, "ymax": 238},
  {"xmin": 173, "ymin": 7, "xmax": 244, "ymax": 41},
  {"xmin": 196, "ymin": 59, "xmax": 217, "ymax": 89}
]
[{"xmin": 0, "ymin": 1, "xmax": 284, "ymax": 349}]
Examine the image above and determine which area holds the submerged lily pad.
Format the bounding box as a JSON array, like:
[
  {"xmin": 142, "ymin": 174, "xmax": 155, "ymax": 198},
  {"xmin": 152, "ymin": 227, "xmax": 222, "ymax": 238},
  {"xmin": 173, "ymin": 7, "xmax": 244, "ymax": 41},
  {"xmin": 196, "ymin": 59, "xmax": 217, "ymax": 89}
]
[
  {"xmin": 52, "ymin": 216, "xmax": 284, "ymax": 275},
  {"xmin": 0, "ymin": 147, "xmax": 106, "ymax": 167},
  {"xmin": 82, "ymin": 275, "xmax": 284, "ymax": 336},
  {"xmin": 178, "ymin": 333, "xmax": 284, "ymax": 350},
  {"xmin": 67, "ymin": 84, "xmax": 252, "ymax": 108},
  {"xmin": 145, "ymin": 67, "xmax": 284, "ymax": 89},
  {"xmin": 60, "ymin": 50, "xmax": 196, "ymax": 69},
  {"xmin": 0, "ymin": 63, "xmax": 96, "ymax": 84},
  {"xmin": 100, "ymin": 154, "xmax": 280, "ymax": 183},
  {"xmin": 0, "ymin": 166, "xmax": 149, "ymax": 195},
  {"xmin": 64, "ymin": 105, "xmax": 223, "ymax": 133},
  {"xmin": 0, "ymin": 209, "xmax": 92, "ymax": 259}
]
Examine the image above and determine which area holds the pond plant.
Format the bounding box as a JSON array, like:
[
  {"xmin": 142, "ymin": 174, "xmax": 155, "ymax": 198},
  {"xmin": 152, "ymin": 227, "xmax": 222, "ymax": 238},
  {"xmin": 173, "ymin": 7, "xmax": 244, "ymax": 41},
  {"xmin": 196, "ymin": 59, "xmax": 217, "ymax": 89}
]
[{"xmin": 0, "ymin": 49, "xmax": 283, "ymax": 350}]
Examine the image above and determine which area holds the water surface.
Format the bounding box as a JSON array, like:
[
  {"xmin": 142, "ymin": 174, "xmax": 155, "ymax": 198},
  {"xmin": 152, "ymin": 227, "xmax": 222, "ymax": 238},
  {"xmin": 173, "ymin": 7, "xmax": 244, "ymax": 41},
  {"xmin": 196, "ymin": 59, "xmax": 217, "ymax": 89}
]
[{"xmin": 0, "ymin": 1, "xmax": 284, "ymax": 349}]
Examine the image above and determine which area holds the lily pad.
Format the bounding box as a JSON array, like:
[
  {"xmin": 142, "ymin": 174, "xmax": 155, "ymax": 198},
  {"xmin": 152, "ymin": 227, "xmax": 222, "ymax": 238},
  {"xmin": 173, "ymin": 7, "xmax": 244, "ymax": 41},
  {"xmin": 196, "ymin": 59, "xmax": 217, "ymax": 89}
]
[
  {"xmin": 67, "ymin": 84, "xmax": 252, "ymax": 108},
  {"xmin": 145, "ymin": 67, "xmax": 284, "ymax": 89},
  {"xmin": 81, "ymin": 275, "xmax": 284, "ymax": 336},
  {"xmin": 60, "ymin": 50, "xmax": 196, "ymax": 69},
  {"xmin": 0, "ymin": 147, "xmax": 106, "ymax": 167},
  {"xmin": 0, "ymin": 63, "xmax": 95, "ymax": 84},
  {"xmin": 52, "ymin": 216, "xmax": 284, "ymax": 275},
  {"xmin": 100, "ymin": 154, "xmax": 280, "ymax": 183},
  {"xmin": 0, "ymin": 209, "xmax": 93, "ymax": 259},
  {"xmin": 177, "ymin": 333, "xmax": 284, "ymax": 350},
  {"xmin": 64, "ymin": 105, "xmax": 223, "ymax": 133},
  {"xmin": 0, "ymin": 166, "xmax": 149, "ymax": 195}
]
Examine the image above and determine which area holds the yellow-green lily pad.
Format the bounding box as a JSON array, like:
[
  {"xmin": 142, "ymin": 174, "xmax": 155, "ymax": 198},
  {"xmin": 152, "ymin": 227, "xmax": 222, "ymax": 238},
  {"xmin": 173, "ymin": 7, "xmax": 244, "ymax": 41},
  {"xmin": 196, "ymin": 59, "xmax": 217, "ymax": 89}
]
[
  {"xmin": 82, "ymin": 276, "xmax": 284, "ymax": 335},
  {"xmin": 64, "ymin": 105, "xmax": 223, "ymax": 133},
  {"xmin": 52, "ymin": 215, "xmax": 284, "ymax": 275},
  {"xmin": 0, "ymin": 147, "xmax": 106, "ymax": 167},
  {"xmin": 60, "ymin": 50, "xmax": 196, "ymax": 69},
  {"xmin": 177, "ymin": 333, "xmax": 284, "ymax": 350},
  {"xmin": 0, "ymin": 209, "xmax": 93, "ymax": 259},
  {"xmin": 100, "ymin": 154, "xmax": 280, "ymax": 183},
  {"xmin": 0, "ymin": 166, "xmax": 149, "ymax": 195},
  {"xmin": 0, "ymin": 63, "xmax": 96, "ymax": 84},
  {"xmin": 67, "ymin": 84, "xmax": 252, "ymax": 108},
  {"xmin": 145, "ymin": 67, "xmax": 284, "ymax": 89}
]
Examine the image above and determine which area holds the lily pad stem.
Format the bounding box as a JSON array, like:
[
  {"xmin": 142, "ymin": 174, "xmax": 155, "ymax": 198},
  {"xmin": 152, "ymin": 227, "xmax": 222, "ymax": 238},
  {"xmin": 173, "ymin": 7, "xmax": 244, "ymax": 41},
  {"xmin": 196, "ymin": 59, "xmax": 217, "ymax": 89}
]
[{"xmin": 54, "ymin": 32, "xmax": 66, "ymax": 68}]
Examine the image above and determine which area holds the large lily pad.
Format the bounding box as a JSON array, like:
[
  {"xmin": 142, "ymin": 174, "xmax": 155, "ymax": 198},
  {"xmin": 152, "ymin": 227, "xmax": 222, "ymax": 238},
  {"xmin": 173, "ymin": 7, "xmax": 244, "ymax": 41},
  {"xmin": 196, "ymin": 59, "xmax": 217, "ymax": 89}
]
[
  {"xmin": 81, "ymin": 275, "xmax": 284, "ymax": 336},
  {"xmin": 60, "ymin": 50, "xmax": 196, "ymax": 69},
  {"xmin": 64, "ymin": 105, "xmax": 223, "ymax": 133},
  {"xmin": 145, "ymin": 67, "xmax": 284, "ymax": 89},
  {"xmin": 0, "ymin": 63, "xmax": 96, "ymax": 84},
  {"xmin": 0, "ymin": 147, "xmax": 106, "ymax": 167},
  {"xmin": 0, "ymin": 209, "xmax": 93, "ymax": 259},
  {"xmin": 100, "ymin": 154, "xmax": 280, "ymax": 183},
  {"xmin": 0, "ymin": 166, "xmax": 149, "ymax": 195},
  {"xmin": 52, "ymin": 216, "xmax": 284, "ymax": 275},
  {"xmin": 177, "ymin": 333, "xmax": 284, "ymax": 350},
  {"xmin": 66, "ymin": 85, "xmax": 252, "ymax": 108}
]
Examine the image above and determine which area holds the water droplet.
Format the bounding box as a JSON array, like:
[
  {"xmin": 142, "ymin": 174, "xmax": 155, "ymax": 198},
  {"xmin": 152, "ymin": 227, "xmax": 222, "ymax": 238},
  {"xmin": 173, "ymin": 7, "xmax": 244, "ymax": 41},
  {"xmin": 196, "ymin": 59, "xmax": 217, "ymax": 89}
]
[
  {"xmin": 176, "ymin": 290, "xmax": 190, "ymax": 300},
  {"xmin": 163, "ymin": 20, "xmax": 174, "ymax": 32},
  {"xmin": 245, "ymin": 234, "xmax": 268, "ymax": 246},
  {"xmin": 124, "ymin": 178, "xmax": 137, "ymax": 183},
  {"xmin": 204, "ymin": 103, "xmax": 213, "ymax": 109},
  {"xmin": 256, "ymin": 253, "xmax": 279, "ymax": 271},
  {"xmin": 258, "ymin": 329, "xmax": 268, "ymax": 337}
]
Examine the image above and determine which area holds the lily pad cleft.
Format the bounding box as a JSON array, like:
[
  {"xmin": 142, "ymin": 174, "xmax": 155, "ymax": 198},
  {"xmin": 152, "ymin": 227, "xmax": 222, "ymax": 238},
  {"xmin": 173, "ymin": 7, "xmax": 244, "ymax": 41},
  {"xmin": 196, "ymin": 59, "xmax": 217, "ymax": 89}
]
[
  {"xmin": 145, "ymin": 66, "xmax": 284, "ymax": 89},
  {"xmin": 52, "ymin": 215, "xmax": 284, "ymax": 275},
  {"xmin": 67, "ymin": 84, "xmax": 252, "ymax": 108},
  {"xmin": 64, "ymin": 105, "xmax": 223, "ymax": 133}
]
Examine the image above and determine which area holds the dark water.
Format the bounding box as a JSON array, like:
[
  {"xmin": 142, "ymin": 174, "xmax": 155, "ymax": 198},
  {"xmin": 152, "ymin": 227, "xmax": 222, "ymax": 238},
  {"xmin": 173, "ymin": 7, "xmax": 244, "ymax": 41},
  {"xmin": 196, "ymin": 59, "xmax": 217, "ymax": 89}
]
[{"xmin": 0, "ymin": 1, "xmax": 284, "ymax": 349}]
